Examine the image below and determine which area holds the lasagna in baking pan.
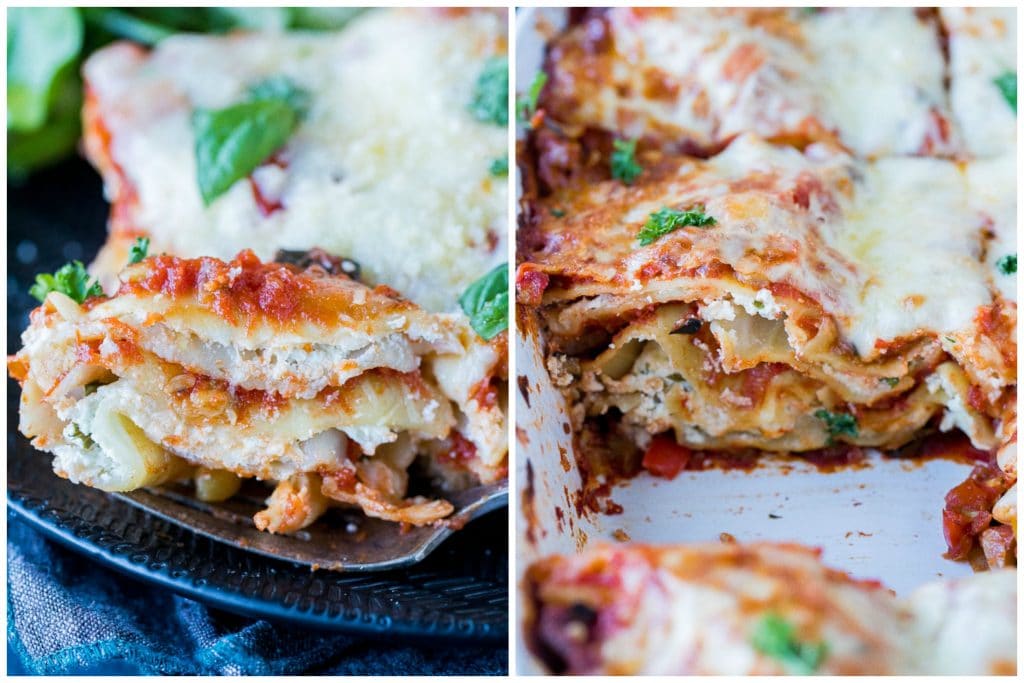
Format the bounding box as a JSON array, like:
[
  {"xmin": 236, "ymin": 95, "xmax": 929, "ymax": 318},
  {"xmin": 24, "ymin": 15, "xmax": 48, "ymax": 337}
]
[
  {"xmin": 519, "ymin": 134, "xmax": 1015, "ymax": 455},
  {"xmin": 538, "ymin": 7, "xmax": 957, "ymax": 161},
  {"xmin": 524, "ymin": 543, "xmax": 1017, "ymax": 675},
  {"xmin": 517, "ymin": 6, "xmax": 1017, "ymax": 566},
  {"xmin": 82, "ymin": 7, "xmax": 507, "ymax": 313},
  {"xmin": 10, "ymin": 251, "xmax": 506, "ymax": 532}
]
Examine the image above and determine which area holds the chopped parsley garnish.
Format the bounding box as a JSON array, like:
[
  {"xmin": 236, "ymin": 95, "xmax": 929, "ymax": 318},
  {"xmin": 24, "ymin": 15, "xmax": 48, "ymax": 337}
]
[
  {"xmin": 996, "ymin": 253, "xmax": 1017, "ymax": 275},
  {"xmin": 881, "ymin": 377, "xmax": 900, "ymax": 388},
  {"xmin": 29, "ymin": 260, "xmax": 103, "ymax": 304},
  {"xmin": 66, "ymin": 423, "xmax": 95, "ymax": 449},
  {"xmin": 814, "ymin": 409, "xmax": 858, "ymax": 443},
  {"xmin": 192, "ymin": 77, "xmax": 309, "ymax": 205},
  {"xmin": 127, "ymin": 236, "xmax": 150, "ymax": 264},
  {"xmin": 517, "ymin": 71, "xmax": 548, "ymax": 126},
  {"xmin": 550, "ymin": 208, "xmax": 566, "ymax": 218},
  {"xmin": 459, "ymin": 263, "xmax": 508, "ymax": 341},
  {"xmin": 994, "ymin": 71, "xmax": 1016, "ymax": 113},
  {"xmin": 751, "ymin": 613, "xmax": 827, "ymax": 675},
  {"xmin": 637, "ymin": 205, "xmax": 716, "ymax": 246},
  {"xmin": 946, "ymin": 336, "xmax": 957, "ymax": 344},
  {"xmin": 468, "ymin": 56, "xmax": 509, "ymax": 127},
  {"xmin": 489, "ymin": 155, "xmax": 509, "ymax": 177},
  {"xmin": 610, "ymin": 138, "xmax": 643, "ymax": 184}
]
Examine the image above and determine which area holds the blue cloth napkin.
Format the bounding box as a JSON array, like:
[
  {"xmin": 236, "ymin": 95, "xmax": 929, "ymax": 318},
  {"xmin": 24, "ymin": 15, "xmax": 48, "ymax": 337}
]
[{"xmin": 7, "ymin": 513, "xmax": 507, "ymax": 675}]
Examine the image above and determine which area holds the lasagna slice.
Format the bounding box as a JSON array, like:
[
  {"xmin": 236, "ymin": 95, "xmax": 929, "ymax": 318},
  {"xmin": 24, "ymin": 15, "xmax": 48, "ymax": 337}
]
[
  {"xmin": 538, "ymin": 7, "xmax": 955, "ymax": 167},
  {"xmin": 524, "ymin": 543, "xmax": 1017, "ymax": 675},
  {"xmin": 9, "ymin": 251, "xmax": 506, "ymax": 532},
  {"xmin": 517, "ymin": 134, "xmax": 1016, "ymax": 558},
  {"xmin": 940, "ymin": 7, "xmax": 1017, "ymax": 158},
  {"xmin": 82, "ymin": 8, "xmax": 507, "ymax": 313}
]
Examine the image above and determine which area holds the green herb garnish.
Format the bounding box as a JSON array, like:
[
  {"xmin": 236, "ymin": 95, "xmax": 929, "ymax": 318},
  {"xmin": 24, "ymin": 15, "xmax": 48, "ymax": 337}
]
[
  {"xmin": 248, "ymin": 76, "xmax": 311, "ymax": 118},
  {"xmin": 881, "ymin": 377, "xmax": 900, "ymax": 388},
  {"xmin": 814, "ymin": 409, "xmax": 858, "ymax": 443},
  {"xmin": 489, "ymin": 155, "xmax": 509, "ymax": 177},
  {"xmin": 128, "ymin": 236, "xmax": 150, "ymax": 264},
  {"xmin": 517, "ymin": 71, "xmax": 548, "ymax": 126},
  {"xmin": 66, "ymin": 422, "xmax": 95, "ymax": 449},
  {"xmin": 996, "ymin": 253, "xmax": 1017, "ymax": 275},
  {"xmin": 29, "ymin": 260, "xmax": 103, "ymax": 304},
  {"xmin": 994, "ymin": 71, "xmax": 1017, "ymax": 113},
  {"xmin": 610, "ymin": 138, "xmax": 643, "ymax": 185},
  {"xmin": 468, "ymin": 57, "xmax": 509, "ymax": 127},
  {"xmin": 192, "ymin": 82, "xmax": 306, "ymax": 205},
  {"xmin": 459, "ymin": 263, "xmax": 508, "ymax": 341},
  {"xmin": 550, "ymin": 208, "xmax": 566, "ymax": 218},
  {"xmin": 637, "ymin": 205, "xmax": 716, "ymax": 246},
  {"xmin": 751, "ymin": 613, "xmax": 827, "ymax": 675},
  {"xmin": 7, "ymin": 8, "xmax": 364, "ymax": 179}
]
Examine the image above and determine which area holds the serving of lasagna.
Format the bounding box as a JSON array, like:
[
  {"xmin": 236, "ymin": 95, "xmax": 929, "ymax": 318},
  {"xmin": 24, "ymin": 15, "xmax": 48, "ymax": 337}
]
[
  {"xmin": 524, "ymin": 543, "xmax": 1017, "ymax": 675},
  {"xmin": 10, "ymin": 7, "xmax": 510, "ymax": 537},
  {"xmin": 10, "ymin": 251, "xmax": 506, "ymax": 532},
  {"xmin": 517, "ymin": 7, "xmax": 1016, "ymax": 567}
]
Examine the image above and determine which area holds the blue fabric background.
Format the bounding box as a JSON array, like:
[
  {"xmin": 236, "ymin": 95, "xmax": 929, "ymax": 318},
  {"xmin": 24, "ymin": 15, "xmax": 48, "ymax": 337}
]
[{"xmin": 7, "ymin": 513, "xmax": 507, "ymax": 675}]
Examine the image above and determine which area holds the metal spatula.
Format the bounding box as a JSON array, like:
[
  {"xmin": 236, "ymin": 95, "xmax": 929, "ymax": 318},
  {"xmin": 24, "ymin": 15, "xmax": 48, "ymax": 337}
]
[{"xmin": 116, "ymin": 480, "xmax": 508, "ymax": 571}]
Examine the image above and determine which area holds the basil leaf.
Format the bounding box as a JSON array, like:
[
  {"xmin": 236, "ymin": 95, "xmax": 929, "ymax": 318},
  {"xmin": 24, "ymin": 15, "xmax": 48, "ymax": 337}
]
[
  {"xmin": 7, "ymin": 7, "xmax": 83, "ymax": 133},
  {"xmin": 193, "ymin": 99, "xmax": 298, "ymax": 206},
  {"xmin": 637, "ymin": 205, "xmax": 716, "ymax": 245},
  {"xmin": 459, "ymin": 263, "xmax": 508, "ymax": 340},
  {"xmin": 29, "ymin": 260, "xmax": 104, "ymax": 304},
  {"xmin": 249, "ymin": 77, "xmax": 311, "ymax": 118},
  {"xmin": 994, "ymin": 71, "xmax": 1016, "ymax": 113},
  {"xmin": 751, "ymin": 613, "xmax": 827, "ymax": 675},
  {"xmin": 80, "ymin": 8, "xmax": 176, "ymax": 46},
  {"xmin": 289, "ymin": 8, "xmax": 365, "ymax": 31},
  {"xmin": 208, "ymin": 8, "xmax": 293, "ymax": 32},
  {"xmin": 469, "ymin": 57, "xmax": 509, "ymax": 126},
  {"xmin": 128, "ymin": 237, "xmax": 150, "ymax": 264}
]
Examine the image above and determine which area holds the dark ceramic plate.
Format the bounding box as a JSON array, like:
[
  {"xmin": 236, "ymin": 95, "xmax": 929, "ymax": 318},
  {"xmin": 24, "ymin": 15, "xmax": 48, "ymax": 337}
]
[{"xmin": 6, "ymin": 159, "xmax": 508, "ymax": 643}]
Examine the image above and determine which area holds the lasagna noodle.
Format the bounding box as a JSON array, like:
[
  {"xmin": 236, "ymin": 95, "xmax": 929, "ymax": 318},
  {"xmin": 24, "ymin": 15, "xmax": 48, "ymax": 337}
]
[
  {"xmin": 82, "ymin": 8, "xmax": 507, "ymax": 313},
  {"xmin": 10, "ymin": 252, "xmax": 507, "ymax": 531},
  {"xmin": 519, "ymin": 135, "xmax": 1015, "ymax": 454},
  {"xmin": 540, "ymin": 7, "xmax": 956, "ymax": 158},
  {"xmin": 525, "ymin": 543, "xmax": 1017, "ymax": 675}
]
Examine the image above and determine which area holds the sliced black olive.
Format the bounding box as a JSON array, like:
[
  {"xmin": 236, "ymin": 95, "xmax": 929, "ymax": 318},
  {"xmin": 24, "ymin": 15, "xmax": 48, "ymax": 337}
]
[{"xmin": 670, "ymin": 317, "xmax": 702, "ymax": 335}]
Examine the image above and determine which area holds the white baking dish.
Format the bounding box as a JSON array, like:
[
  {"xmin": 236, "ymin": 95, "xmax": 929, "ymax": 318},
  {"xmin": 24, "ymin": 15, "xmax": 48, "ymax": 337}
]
[{"xmin": 514, "ymin": 6, "xmax": 978, "ymax": 674}]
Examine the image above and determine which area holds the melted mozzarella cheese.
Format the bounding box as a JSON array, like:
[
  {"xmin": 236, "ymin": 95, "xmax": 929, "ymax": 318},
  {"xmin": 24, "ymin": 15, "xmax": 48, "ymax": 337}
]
[
  {"xmin": 552, "ymin": 8, "xmax": 953, "ymax": 157},
  {"xmin": 806, "ymin": 8, "xmax": 952, "ymax": 157},
  {"xmin": 905, "ymin": 569, "xmax": 1018, "ymax": 675},
  {"xmin": 832, "ymin": 157, "xmax": 990, "ymax": 355},
  {"xmin": 967, "ymin": 155, "xmax": 1017, "ymax": 302},
  {"xmin": 941, "ymin": 7, "xmax": 1017, "ymax": 158},
  {"xmin": 84, "ymin": 9, "xmax": 507, "ymax": 313}
]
